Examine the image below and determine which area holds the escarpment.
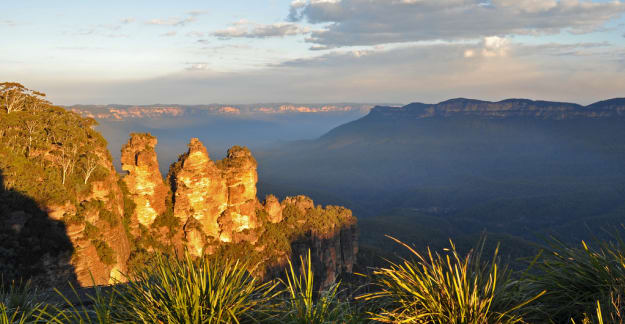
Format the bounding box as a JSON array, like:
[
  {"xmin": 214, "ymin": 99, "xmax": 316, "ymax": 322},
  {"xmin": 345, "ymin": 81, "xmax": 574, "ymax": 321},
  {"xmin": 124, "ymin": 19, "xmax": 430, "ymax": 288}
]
[
  {"xmin": 0, "ymin": 87, "xmax": 131, "ymax": 287},
  {"xmin": 0, "ymin": 83, "xmax": 358, "ymax": 289}
]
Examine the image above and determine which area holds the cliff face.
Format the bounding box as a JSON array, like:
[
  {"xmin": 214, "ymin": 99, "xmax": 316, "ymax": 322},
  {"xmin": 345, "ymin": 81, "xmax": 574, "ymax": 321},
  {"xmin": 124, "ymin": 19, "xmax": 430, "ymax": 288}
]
[
  {"xmin": 281, "ymin": 196, "xmax": 358, "ymax": 289},
  {"xmin": 111, "ymin": 135, "xmax": 358, "ymax": 288},
  {"xmin": 368, "ymin": 98, "xmax": 625, "ymax": 120},
  {"xmin": 65, "ymin": 149, "xmax": 131, "ymax": 286},
  {"xmin": 0, "ymin": 90, "xmax": 131, "ymax": 287},
  {"xmin": 0, "ymin": 83, "xmax": 358, "ymax": 289},
  {"xmin": 167, "ymin": 138, "xmax": 227, "ymax": 255},
  {"xmin": 120, "ymin": 134, "xmax": 169, "ymax": 230},
  {"xmin": 216, "ymin": 146, "xmax": 260, "ymax": 243}
]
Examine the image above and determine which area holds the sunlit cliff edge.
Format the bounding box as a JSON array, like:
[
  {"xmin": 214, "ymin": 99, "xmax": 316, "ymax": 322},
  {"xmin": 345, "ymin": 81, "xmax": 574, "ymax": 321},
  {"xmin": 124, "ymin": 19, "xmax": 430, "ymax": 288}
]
[
  {"xmin": 0, "ymin": 83, "xmax": 358, "ymax": 289},
  {"xmin": 69, "ymin": 104, "xmax": 374, "ymax": 121}
]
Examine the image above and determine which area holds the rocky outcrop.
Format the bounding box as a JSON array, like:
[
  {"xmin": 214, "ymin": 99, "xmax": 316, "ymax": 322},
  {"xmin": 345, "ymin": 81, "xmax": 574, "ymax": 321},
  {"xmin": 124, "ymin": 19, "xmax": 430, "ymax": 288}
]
[
  {"xmin": 167, "ymin": 138, "xmax": 227, "ymax": 254},
  {"xmin": 281, "ymin": 198, "xmax": 358, "ymax": 289},
  {"xmin": 263, "ymin": 195, "xmax": 283, "ymax": 223},
  {"xmin": 1, "ymin": 85, "xmax": 358, "ymax": 290},
  {"xmin": 163, "ymin": 138, "xmax": 358, "ymax": 287},
  {"xmin": 216, "ymin": 146, "xmax": 260, "ymax": 243},
  {"xmin": 167, "ymin": 140, "xmax": 263, "ymax": 247},
  {"xmin": 120, "ymin": 133, "xmax": 169, "ymax": 230}
]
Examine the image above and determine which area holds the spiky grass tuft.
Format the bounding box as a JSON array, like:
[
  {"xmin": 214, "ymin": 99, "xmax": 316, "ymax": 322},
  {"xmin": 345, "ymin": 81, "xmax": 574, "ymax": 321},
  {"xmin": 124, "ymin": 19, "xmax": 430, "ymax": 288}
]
[
  {"xmin": 524, "ymin": 237, "xmax": 625, "ymax": 323},
  {"xmin": 274, "ymin": 251, "xmax": 354, "ymax": 324},
  {"xmin": 360, "ymin": 236, "xmax": 543, "ymax": 324},
  {"xmin": 0, "ymin": 280, "xmax": 48, "ymax": 324},
  {"xmin": 114, "ymin": 251, "xmax": 277, "ymax": 323}
]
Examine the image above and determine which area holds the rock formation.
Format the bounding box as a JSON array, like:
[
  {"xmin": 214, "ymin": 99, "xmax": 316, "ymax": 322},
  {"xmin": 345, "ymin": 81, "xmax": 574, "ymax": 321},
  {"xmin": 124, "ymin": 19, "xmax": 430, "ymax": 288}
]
[
  {"xmin": 167, "ymin": 138, "xmax": 227, "ymax": 254},
  {"xmin": 216, "ymin": 146, "xmax": 260, "ymax": 243},
  {"xmin": 1, "ymin": 105, "xmax": 358, "ymax": 290},
  {"xmin": 120, "ymin": 133, "xmax": 169, "ymax": 230},
  {"xmin": 161, "ymin": 138, "xmax": 357, "ymax": 287},
  {"xmin": 263, "ymin": 195, "xmax": 283, "ymax": 223},
  {"xmin": 166, "ymin": 140, "xmax": 285, "ymax": 247}
]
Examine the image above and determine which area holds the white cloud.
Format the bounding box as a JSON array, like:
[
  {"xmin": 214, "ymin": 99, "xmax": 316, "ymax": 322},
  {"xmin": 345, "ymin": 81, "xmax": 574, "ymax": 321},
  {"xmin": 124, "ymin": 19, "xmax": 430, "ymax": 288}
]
[
  {"xmin": 37, "ymin": 40, "xmax": 624, "ymax": 106},
  {"xmin": 147, "ymin": 15, "xmax": 197, "ymax": 27},
  {"xmin": 213, "ymin": 21, "xmax": 309, "ymax": 39},
  {"xmin": 185, "ymin": 63, "xmax": 210, "ymax": 71},
  {"xmin": 186, "ymin": 31, "xmax": 206, "ymax": 37},
  {"xmin": 288, "ymin": 0, "xmax": 625, "ymax": 47}
]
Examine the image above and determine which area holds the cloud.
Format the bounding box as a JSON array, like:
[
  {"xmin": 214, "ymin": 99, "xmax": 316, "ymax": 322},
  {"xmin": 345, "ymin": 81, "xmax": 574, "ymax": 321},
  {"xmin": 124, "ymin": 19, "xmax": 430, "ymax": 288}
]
[
  {"xmin": 288, "ymin": 0, "xmax": 625, "ymax": 47},
  {"xmin": 185, "ymin": 62, "xmax": 210, "ymax": 71},
  {"xmin": 213, "ymin": 20, "xmax": 309, "ymax": 39},
  {"xmin": 146, "ymin": 12, "xmax": 202, "ymax": 27},
  {"xmin": 40, "ymin": 40, "xmax": 625, "ymax": 106},
  {"xmin": 147, "ymin": 17, "xmax": 195, "ymax": 26},
  {"xmin": 186, "ymin": 31, "xmax": 206, "ymax": 37},
  {"xmin": 70, "ymin": 23, "xmax": 129, "ymax": 38},
  {"xmin": 471, "ymin": 36, "xmax": 510, "ymax": 58},
  {"xmin": 161, "ymin": 31, "xmax": 177, "ymax": 37},
  {"xmin": 1, "ymin": 20, "xmax": 16, "ymax": 27}
]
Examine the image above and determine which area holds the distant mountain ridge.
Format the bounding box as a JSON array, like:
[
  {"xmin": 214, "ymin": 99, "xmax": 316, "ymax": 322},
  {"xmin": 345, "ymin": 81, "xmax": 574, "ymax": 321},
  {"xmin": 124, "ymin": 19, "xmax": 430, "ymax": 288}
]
[
  {"xmin": 257, "ymin": 96, "xmax": 625, "ymax": 256},
  {"xmin": 369, "ymin": 98, "xmax": 625, "ymax": 120},
  {"xmin": 69, "ymin": 103, "xmax": 377, "ymax": 121}
]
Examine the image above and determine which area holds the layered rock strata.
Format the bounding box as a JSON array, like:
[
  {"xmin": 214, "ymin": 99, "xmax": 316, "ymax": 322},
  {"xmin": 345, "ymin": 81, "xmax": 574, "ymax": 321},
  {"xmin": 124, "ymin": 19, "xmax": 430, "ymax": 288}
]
[{"xmin": 120, "ymin": 133, "xmax": 169, "ymax": 230}]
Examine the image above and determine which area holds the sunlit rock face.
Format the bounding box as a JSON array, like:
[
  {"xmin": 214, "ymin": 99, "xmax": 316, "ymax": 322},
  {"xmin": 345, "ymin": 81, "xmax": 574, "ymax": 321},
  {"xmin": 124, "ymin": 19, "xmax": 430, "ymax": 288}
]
[
  {"xmin": 263, "ymin": 195, "xmax": 283, "ymax": 223},
  {"xmin": 118, "ymin": 135, "xmax": 358, "ymax": 290},
  {"xmin": 168, "ymin": 138, "xmax": 228, "ymax": 248},
  {"xmin": 216, "ymin": 146, "xmax": 260, "ymax": 243},
  {"xmin": 38, "ymin": 147, "xmax": 131, "ymax": 287},
  {"xmin": 120, "ymin": 133, "xmax": 169, "ymax": 229}
]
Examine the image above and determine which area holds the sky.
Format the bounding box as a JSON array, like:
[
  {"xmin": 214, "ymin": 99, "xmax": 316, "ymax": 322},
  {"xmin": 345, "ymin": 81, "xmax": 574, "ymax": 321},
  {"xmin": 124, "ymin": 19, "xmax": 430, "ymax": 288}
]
[{"xmin": 1, "ymin": 0, "xmax": 625, "ymax": 105}]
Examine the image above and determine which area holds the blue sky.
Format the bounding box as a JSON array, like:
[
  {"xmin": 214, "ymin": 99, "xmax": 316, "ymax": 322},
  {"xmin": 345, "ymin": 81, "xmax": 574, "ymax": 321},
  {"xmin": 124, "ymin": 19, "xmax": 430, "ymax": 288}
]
[{"xmin": 2, "ymin": 0, "xmax": 625, "ymax": 105}]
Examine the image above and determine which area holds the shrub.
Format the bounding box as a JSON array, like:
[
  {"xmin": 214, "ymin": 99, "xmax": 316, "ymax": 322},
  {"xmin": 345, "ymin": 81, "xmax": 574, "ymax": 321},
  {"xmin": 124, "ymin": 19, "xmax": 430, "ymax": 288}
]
[
  {"xmin": 45, "ymin": 284, "xmax": 118, "ymax": 324},
  {"xmin": 272, "ymin": 251, "xmax": 355, "ymax": 324},
  {"xmin": 92, "ymin": 240, "xmax": 116, "ymax": 266},
  {"xmin": 523, "ymin": 237, "xmax": 625, "ymax": 323},
  {"xmin": 115, "ymin": 251, "xmax": 277, "ymax": 323},
  {"xmin": 360, "ymin": 236, "xmax": 543, "ymax": 324},
  {"xmin": 0, "ymin": 281, "xmax": 48, "ymax": 323}
]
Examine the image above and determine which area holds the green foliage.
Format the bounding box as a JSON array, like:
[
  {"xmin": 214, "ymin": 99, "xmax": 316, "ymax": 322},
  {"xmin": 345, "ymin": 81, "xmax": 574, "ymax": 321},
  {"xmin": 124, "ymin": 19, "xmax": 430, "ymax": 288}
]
[
  {"xmin": 272, "ymin": 251, "xmax": 355, "ymax": 324},
  {"xmin": 6, "ymin": 236, "xmax": 625, "ymax": 323},
  {"xmin": 0, "ymin": 281, "xmax": 48, "ymax": 324},
  {"xmin": 92, "ymin": 240, "xmax": 116, "ymax": 266},
  {"xmin": 97, "ymin": 209, "xmax": 117, "ymax": 227},
  {"xmin": 151, "ymin": 194, "xmax": 179, "ymax": 236},
  {"xmin": 118, "ymin": 179, "xmax": 136, "ymax": 240},
  {"xmin": 115, "ymin": 251, "xmax": 277, "ymax": 323},
  {"xmin": 360, "ymin": 237, "xmax": 544, "ymax": 324},
  {"xmin": 0, "ymin": 83, "xmax": 112, "ymax": 206},
  {"xmin": 522, "ymin": 236, "xmax": 625, "ymax": 323},
  {"xmin": 46, "ymin": 284, "xmax": 118, "ymax": 324},
  {"xmin": 84, "ymin": 222, "xmax": 100, "ymax": 240}
]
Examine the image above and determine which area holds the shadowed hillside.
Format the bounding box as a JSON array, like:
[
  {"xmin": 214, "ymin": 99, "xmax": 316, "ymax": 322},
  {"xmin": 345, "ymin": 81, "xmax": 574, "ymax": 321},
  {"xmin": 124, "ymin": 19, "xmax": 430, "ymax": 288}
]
[
  {"xmin": 0, "ymin": 169, "xmax": 77, "ymax": 287},
  {"xmin": 257, "ymin": 98, "xmax": 625, "ymax": 260}
]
